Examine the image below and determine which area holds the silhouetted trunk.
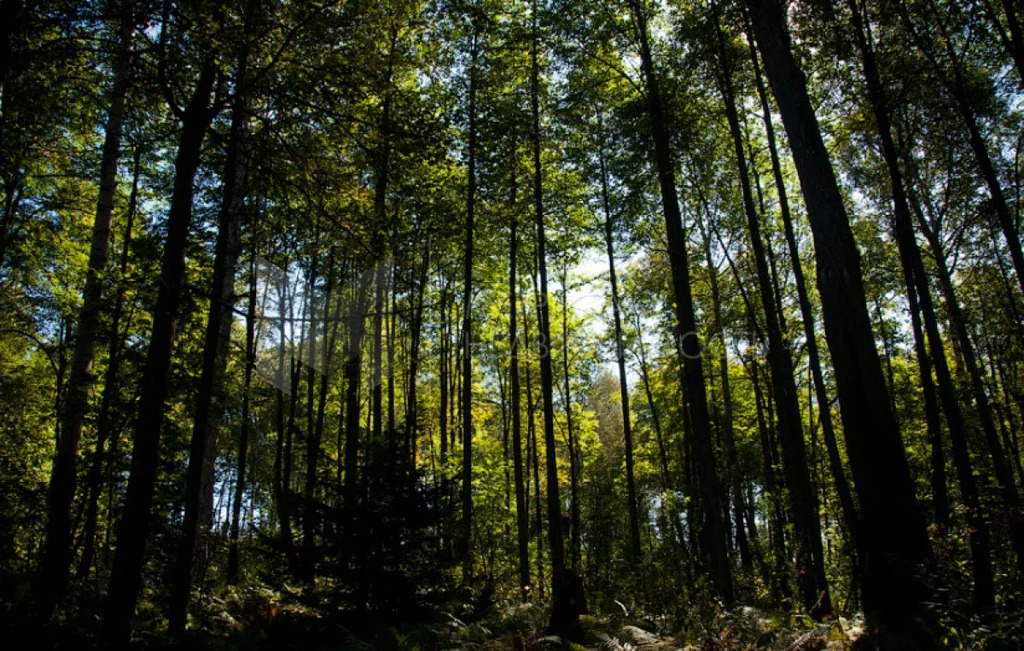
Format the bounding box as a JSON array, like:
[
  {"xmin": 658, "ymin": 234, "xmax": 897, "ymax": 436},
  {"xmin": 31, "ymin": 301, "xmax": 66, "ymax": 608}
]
[
  {"xmin": 406, "ymin": 239, "xmax": 430, "ymax": 466},
  {"xmin": 228, "ymin": 255, "xmax": 258, "ymax": 584},
  {"xmin": 847, "ymin": 0, "xmax": 992, "ymax": 610},
  {"xmin": 532, "ymin": 3, "xmax": 580, "ymax": 633},
  {"xmin": 694, "ymin": 212, "xmax": 750, "ymax": 570},
  {"xmin": 343, "ymin": 271, "xmax": 373, "ymax": 516},
  {"xmin": 509, "ymin": 144, "xmax": 530, "ymax": 600},
  {"xmin": 630, "ymin": 0, "xmax": 733, "ymax": 606},
  {"xmin": 559, "ymin": 265, "xmax": 581, "ymax": 570},
  {"xmin": 169, "ymin": 54, "xmax": 250, "ymax": 632},
  {"xmin": 598, "ymin": 141, "xmax": 642, "ymax": 573},
  {"xmin": 77, "ymin": 147, "xmax": 142, "ymax": 582},
  {"xmin": 273, "ymin": 260, "xmax": 295, "ymax": 551},
  {"xmin": 105, "ymin": 50, "xmax": 218, "ymax": 645},
  {"xmin": 460, "ymin": 28, "xmax": 478, "ymax": 574},
  {"xmin": 744, "ymin": 17, "xmax": 861, "ymax": 556},
  {"xmin": 371, "ymin": 58, "xmax": 394, "ymax": 442},
  {"xmin": 37, "ymin": 4, "xmax": 133, "ymax": 617},
  {"xmin": 305, "ymin": 250, "xmax": 341, "ymax": 560},
  {"xmin": 524, "ymin": 292, "xmax": 545, "ymax": 600},
  {"xmin": 746, "ymin": 0, "xmax": 933, "ymax": 638},
  {"xmin": 439, "ymin": 275, "xmax": 450, "ymax": 468}
]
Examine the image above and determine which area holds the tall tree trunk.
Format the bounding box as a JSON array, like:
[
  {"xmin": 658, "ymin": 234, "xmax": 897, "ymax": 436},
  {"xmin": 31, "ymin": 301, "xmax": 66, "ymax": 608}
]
[
  {"xmin": 406, "ymin": 239, "xmax": 430, "ymax": 467},
  {"xmin": 598, "ymin": 140, "xmax": 642, "ymax": 574},
  {"xmin": 745, "ymin": 0, "xmax": 933, "ymax": 639},
  {"xmin": 77, "ymin": 147, "xmax": 142, "ymax": 583},
  {"xmin": 531, "ymin": 2, "xmax": 580, "ymax": 633},
  {"xmin": 37, "ymin": 4, "xmax": 133, "ymax": 617},
  {"xmin": 524, "ymin": 292, "xmax": 545, "ymax": 601},
  {"xmin": 744, "ymin": 18, "xmax": 861, "ymax": 555},
  {"xmin": 559, "ymin": 265, "xmax": 581, "ymax": 570},
  {"xmin": 461, "ymin": 28, "xmax": 478, "ymax": 574},
  {"xmin": 169, "ymin": 51, "xmax": 250, "ymax": 632},
  {"xmin": 509, "ymin": 142, "xmax": 530, "ymax": 600},
  {"xmin": 847, "ymin": 0, "xmax": 992, "ymax": 610},
  {"xmin": 228, "ymin": 254, "xmax": 258, "ymax": 584},
  {"xmin": 694, "ymin": 213, "xmax": 751, "ymax": 571},
  {"xmin": 105, "ymin": 52, "xmax": 218, "ymax": 645},
  {"xmin": 305, "ymin": 250, "xmax": 341, "ymax": 560},
  {"xmin": 343, "ymin": 271, "xmax": 373, "ymax": 520},
  {"xmin": 629, "ymin": 0, "xmax": 733, "ymax": 606}
]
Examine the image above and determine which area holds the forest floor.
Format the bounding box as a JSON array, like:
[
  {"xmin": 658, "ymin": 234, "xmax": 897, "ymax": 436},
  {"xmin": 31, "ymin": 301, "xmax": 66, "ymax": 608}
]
[{"xmin": 70, "ymin": 588, "xmax": 869, "ymax": 650}]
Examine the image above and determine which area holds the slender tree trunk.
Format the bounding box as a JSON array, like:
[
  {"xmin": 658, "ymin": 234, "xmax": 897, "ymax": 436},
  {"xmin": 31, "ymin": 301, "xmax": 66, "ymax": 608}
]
[
  {"xmin": 461, "ymin": 28, "xmax": 478, "ymax": 575},
  {"xmin": 508, "ymin": 143, "xmax": 530, "ymax": 600},
  {"xmin": 630, "ymin": 0, "xmax": 733, "ymax": 606},
  {"xmin": 38, "ymin": 5, "xmax": 133, "ymax": 616},
  {"xmin": 343, "ymin": 271, "xmax": 373, "ymax": 518},
  {"xmin": 559, "ymin": 265, "xmax": 580, "ymax": 570},
  {"xmin": 228, "ymin": 255, "xmax": 258, "ymax": 584},
  {"xmin": 524, "ymin": 293, "xmax": 545, "ymax": 601},
  {"xmin": 531, "ymin": 3, "xmax": 580, "ymax": 631},
  {"xmin": 77, "ymin": 147, "xmax": 141, "ymax": 583},
  {"xmin": 694, "ymin": 213, "xmax": 751, "ymax": 570},
  {"xmin": 406, "ymin": 239, "xmax": 430, "ymax": 466},
  {"xmin": 105, "ymin": 53, "xmax": 218, "ymax": 645},
  {"xmin": 598, "ymin": 141, "xmax": 642, "ymax": 574}
]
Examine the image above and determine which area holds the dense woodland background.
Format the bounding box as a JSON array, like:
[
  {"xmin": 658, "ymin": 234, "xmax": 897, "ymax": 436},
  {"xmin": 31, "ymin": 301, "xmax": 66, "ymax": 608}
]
[{"xmin": 1, "ymin": 0, "xmax": 1024, "ymax": 647}]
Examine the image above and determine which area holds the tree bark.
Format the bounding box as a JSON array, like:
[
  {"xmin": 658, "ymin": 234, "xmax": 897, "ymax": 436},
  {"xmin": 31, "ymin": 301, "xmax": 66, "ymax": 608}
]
[{"xmin": 228, "ymin": 254, "xmax": 259, "ymax": 584}]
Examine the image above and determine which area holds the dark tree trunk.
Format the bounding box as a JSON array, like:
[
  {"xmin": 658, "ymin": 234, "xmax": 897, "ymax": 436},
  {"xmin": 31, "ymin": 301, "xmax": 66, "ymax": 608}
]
[
  {"xmin": 343, "ymin": 271, "xmax": 373, "ymax": 518},
  {"xmin": 169, "ymin": 53, "xmax": 250, "ymax": 632},
  {"xmin": 745, "ymin": 0, "xmax": 933, "ymax": 639},
  {"xmin": 77, "ymin": 147, "xmax": 142, "ymax": 583},
  {"xmin": 228, "ymin": 255, "xmax": 259, "ymax": 584},
  {"xmin": 559, "ymin": 265, "xmax": 581, "ymax": 570},
  {"xmin": 406, "ymin": 239, "xmax": 430, "ymax": 466},
  {"xmin": 461, "ymin": 29, "xmax": 478, "ymax": 575},
  {"xmin": 713, "ymin": 18, "xmax": 830, "ymax": 616},
  {"xmin": 598, "ymin": 141, "xmax": 642, "ymax": 574},
  {"xmin": 524, "ymin": 292, "xmax": 545, "ymax": 601},
  {"xmin": 743, "ymin": 18, "xmax": 861, "ymax": 555},
  {"xmin": 629, "ymin": 0, "xmax": 733, "ymax": 606},
  {"xmin": 509, "ymin": 141, "xmax": 530, "ymax": 600},
  {"xmin": 305, "ymin": 250, "xmax": 341, "ymax": 560},
  {"xmin": 38, "ymin": 4, "xmax": 133, "ymax": 617},
  {"xmin": 531, "ymin": 3, "xmax": 581, "ymax": 633},
  {"xmin": 105, "ymin": 53, "xmax": 218, "ymax": 645}
]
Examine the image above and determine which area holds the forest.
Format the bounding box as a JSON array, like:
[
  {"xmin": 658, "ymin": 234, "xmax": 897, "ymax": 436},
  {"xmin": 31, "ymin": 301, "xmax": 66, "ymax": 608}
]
[{"xmin": 1, "ymin": 0, "xmax": 1024, "ymax": 648}]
